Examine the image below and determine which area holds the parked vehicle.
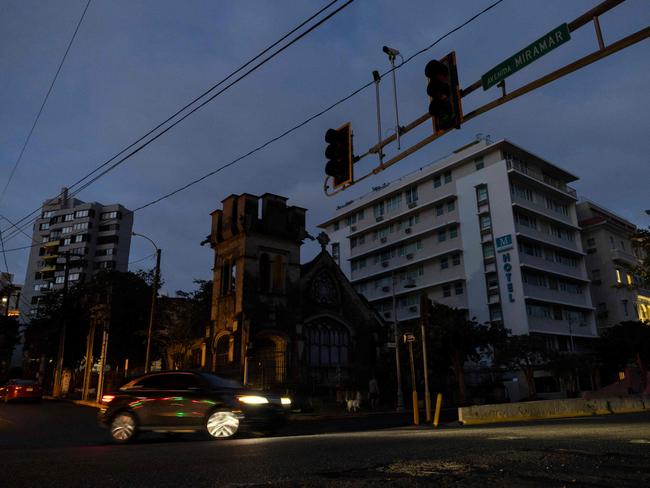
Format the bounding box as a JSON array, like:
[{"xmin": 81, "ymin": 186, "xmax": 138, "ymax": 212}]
[
  {"xmin": 98, "ymin": 371, "xmax": 291, "ymax": 443},
  {"xmin": 0, "ymin": 379, "xmax": 42, "ymax": 403}
]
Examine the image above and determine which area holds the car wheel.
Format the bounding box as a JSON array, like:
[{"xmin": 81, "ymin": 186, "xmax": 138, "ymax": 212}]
[
  {"xmin": 109, "ymin": 412, "xmax": 138, "ymax": 443},
  {"xmin": 205, "ymin": 410, "xmax": 240, "ymax": 439}
]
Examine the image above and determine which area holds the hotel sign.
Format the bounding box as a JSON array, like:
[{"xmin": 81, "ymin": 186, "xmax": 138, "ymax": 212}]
[
  {"xmin": 481, "ymin": 23, "xmax": 571, "ymax": 90},
  {"xmin": 496, "ymin": 234, "xmax": 515, "ymax": 302}
]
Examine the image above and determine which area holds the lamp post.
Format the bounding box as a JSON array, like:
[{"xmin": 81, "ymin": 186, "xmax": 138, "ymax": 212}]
[
  {"xmin": 132, "ymin": 232, "xmax": 161, "ymax": 373},
  {"xmin": 391, "ymin": 270, "xmax": 416, "ymax": 412}
]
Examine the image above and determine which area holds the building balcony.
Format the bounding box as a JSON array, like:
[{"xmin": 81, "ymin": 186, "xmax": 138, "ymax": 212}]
[
  {"xmin": 518, "ymin": 253, "xmax": 588, "ymax": 282},
  {"xmin": 527, "ymin": 315, "xmax": 597, "ymax": 338},
  {"xmin": 506, "ymin": 159, "xmax": 577, "ymax": 199},
  {"xmin": 523, "ymin": 284, "xmax": 590, "ymax": 308},
  {"xmin": 43, "ymin": 241, "xmax": 59, "ymax": 248},
  {"xmin": 515, "ymin": 223, "xmax": 580, "ymax": 254},
  {"xmin": 511, "ymin": 195, "xmax": 577, "ymax": 228},
  {"xmin": 610, "ymin": 248, "xmax": 640, "ymax": 266}
]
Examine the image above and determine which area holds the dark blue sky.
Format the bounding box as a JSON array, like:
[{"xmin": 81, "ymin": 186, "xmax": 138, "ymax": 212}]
[{"xmin": 2, "ymin": 0, "xmax": 649, "ymax": 295}]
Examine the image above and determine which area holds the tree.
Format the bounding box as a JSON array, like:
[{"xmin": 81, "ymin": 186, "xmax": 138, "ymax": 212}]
[
  {"xmin": 158, "ymin": 280, "xmax": 212, "ymax": 370},
  {"xmin": 0, "ymin": 316, "xmax": 20, "ymax": 379},
  {"xmin": 493, "ymin": 333, "xmax": 549, "ymax": 399},
  {"xmin": 597, "ymin": 321, "xmax": 650, "ymax": 390},
  {"xmin": 427, "ymin": 302, "xmax": 506, "ymax": 404},
  {"xmin": 631, "ymin": 227, "xmax": 650, "ymax": 284}
]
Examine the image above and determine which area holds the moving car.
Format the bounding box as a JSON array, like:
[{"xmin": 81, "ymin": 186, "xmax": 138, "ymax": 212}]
[
  {"xmin": 0, "ymin": 379, "xmax": 42, "ymax": 403},
  {"xmin": 98, "ymin": 371, "xmax": 291, "ymax": 443}
]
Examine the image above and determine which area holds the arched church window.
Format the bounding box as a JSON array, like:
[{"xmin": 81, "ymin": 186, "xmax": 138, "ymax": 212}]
[
  {"xmin": 304, "ymin": 320, "xmax": 350, "ymax": 367},
  {"xmin": 272, "ymin": 255, "xmax": 284, "ymax": 292}
]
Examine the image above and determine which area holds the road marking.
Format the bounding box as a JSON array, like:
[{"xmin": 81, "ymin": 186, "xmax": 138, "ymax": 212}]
[
  {"xmin": 629, "ymin": 439, "xmax": 650, "ymax": 444},
  {"xmin": 487, "ymin": 435, "xmax": 527, "ymax": 440}
]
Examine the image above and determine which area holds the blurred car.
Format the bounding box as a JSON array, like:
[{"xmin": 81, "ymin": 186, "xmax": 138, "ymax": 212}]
[
  {"xmin": 98, "ymin": 371, "xmax": 291, "ymax": 443},
  {"xmin": 0, "ymin": 379, "xmax": 42, "ymax": 403}
]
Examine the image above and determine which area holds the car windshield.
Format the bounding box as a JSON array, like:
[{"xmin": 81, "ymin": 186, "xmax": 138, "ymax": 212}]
[
  {"xmin": 199, "ymin": 373, "xmax": 242, "ymax": 390},
  {"xmin": 11, "ymin": 379, "xmax": 37, "ymax": 386}
]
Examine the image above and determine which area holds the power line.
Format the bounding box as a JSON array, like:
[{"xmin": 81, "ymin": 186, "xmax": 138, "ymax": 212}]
[
  {"xmin": 133, "ymin": 0, "xmax": 505, "ymax": 211},
  {"xmin": 0, "ymin": 0, "xmax": 344, "ymax": 244},
  {"xmin": 0, "ymin": 0, "xmax": 92, "ymax": 204},
  {"xmin": 129, "ymin": 252, "xmax": 156, "ymax": 266},
  {"xmin": 2, "ymin": 0, "xmax": 504, "ymax": 250}
]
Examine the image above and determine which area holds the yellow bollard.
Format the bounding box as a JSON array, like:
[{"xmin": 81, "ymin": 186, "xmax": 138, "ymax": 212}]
[
  {"xmin": 412, "ymin": 390, "xmax": 420, "ymax": 425},
  {"xmin": 433, "ymin": 393, "xmax": 443, "ymax": 427}
]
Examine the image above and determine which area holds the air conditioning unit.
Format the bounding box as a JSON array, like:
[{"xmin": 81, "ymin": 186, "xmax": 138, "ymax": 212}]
[
  {"xmin": 405, "ymin": 227, "xmax": 412, "ymax": 234},
  {"xmin": 408, "ymin": 201, "xmax": 418, "ymax": 209},
  {"xmin": 409, "ymin": 306, "xmax": 418, "ymax": 312},
  {"xmin": 380, "ymin": 237, "xmax": 387, "ymax": 243},
  {"xmin": 376, "ymin": 216, "xmax": 384, "ymax": 222},
  {"xmin": 406, "ymin": 253, "xmax": 414, "ymax": 260},
  {"xmin": 350, "ymin": 225, "xmax": 357, "ymax": 232},
  {"xmin": 381, "ymin": 261, "xmax": 389, "ymax": 268},
  {"xmin": 382, "ymin": 286, "xmax": 390, "ymax": 292}
]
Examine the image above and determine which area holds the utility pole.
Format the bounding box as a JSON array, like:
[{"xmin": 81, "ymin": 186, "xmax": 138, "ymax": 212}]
[
  {"xmin": 82, "ymin": 307, "xmax": 98, "ymax": 401},
  {"xmin": 145, "ymin": 248, "xmax": 161, "ymax": 373},
  {"xmin": 419, "ymin": 293, "xmax": 432, "ymax": 423},
  {"xmin": 52, "ymin": 251, "xmax": 71, "ymax": 398},
  {"xmin": 404, "ymin": 332, "xmax": 419, "ymax": 425}
]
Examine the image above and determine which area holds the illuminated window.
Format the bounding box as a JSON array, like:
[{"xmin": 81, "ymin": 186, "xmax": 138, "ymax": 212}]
[
  {"xmin": 627, "ymin": 273, "xmax": 633, "ymax": 285},
  {"xmin": 616, "ymin": 269, "xmax": 622, "ymax": 284}
]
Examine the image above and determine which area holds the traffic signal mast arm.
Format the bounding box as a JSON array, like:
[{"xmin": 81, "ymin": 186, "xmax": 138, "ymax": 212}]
[{"xmin": 324, "ymin": 0, "xmax": 647, "ymax": 196}]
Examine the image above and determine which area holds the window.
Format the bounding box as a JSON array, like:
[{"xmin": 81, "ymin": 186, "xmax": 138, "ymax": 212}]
[
  {"xmin": 449, "ymin": 225, "xmax": 458, "ymax": 239},
  {"xmin": 62, "ymin": 237, "xmax": 71, "ymax": 246},
  {"xmin": 64, "ymin": 213, "xmax": 74, "ymax": 222},
  {"xmin": 443, "ymin": 171, "xmax": 452, "ymax": 183},
  {"xmin": 358, "ymin": 258, "xmax": 366, "ymax": 269},
  {"xmin": 351, "ymin": 237, "xmax": 357, "ymax": 249},
  {"xmin": 476, "ymin": 186, "xmax": 488, "ymax": 204},
  {"xmin": 616, "ymin": 268, "xmax": 622, "ymax": 284},
  {"xmin": 447, "ymin": 200, "xmax": 455, "ymax": 212},
  {"xmin": 436, "ymin": 205, "xmax": 444, "ymax": 216},
  {"xmin": 99, "ymin": 224, "xmax": 120, "ymax": 232},
  {"xmin": 433, "ymin": 175, "xmax": 441, "ymax": 188},
  {"xmin": 405, "ymin": 186, "xmax": 418, "ymax": 205},
  {"xmin": 100, "ymin": 211, "xmax": 120, "ymax": 220},
  {"xmin": 304, "ymin": 321, "xmax": 350, "ymax": 367},
  {"xmin": 479, "ymin": 215, "xmax": 492, "ymax": 231},
  {"xmin": 220, "ymin": 259, "xmax": 235, "ymax": 295},
  {"xmin": 333, "ymin": 221, "xmax": 339, "ymax": 231},
  {"xmin": 483, "ymin": 243, "xmax": 495, "ymax": 259},
  {"xmin": 386, "ymin": 194, "xmax": 402, "ymax": 212},
  {"xmin": 475, "ymin": 157, "xmax": 484, "ymax": 170},
  {"xmin": 438, "ymin": 229, "xmax": 446, "ymax": 242},
  {"xmin": 442, "ymin": 285, "xmax": 451, "ymax": 297},
  {"xmin": 515, "ymin": 212, "xmax": 536, "ymax": 229},
  {"xmin": 440, "ymin": 257, "xmax": 449, "ymax": 270},
  {"xmin": 75, "ymin": 209, "xmax": 89, "ymax": 218},
  {"xmin": 62, "ymin": 226, "xmax": 72, "ymax": 234},
  {"xmin": 454, "ymin": 282, "xmax": 464, "ymax": 295},
  {"xmin": 359, "ymin": 234, "xmax": 365, "ymax": 245},
  {"xmin": 73, "ymin": 222, "xmax": 89, "ymax": 231},
  {"xmin": 75, "ymin": 234, "xmax": 90, "ymax": 243},
  {"xmin": 272, "ymin": 255, "xmax": 284, "ymax": 292},
  {"xmin": 408, "ymin": 214, "xmax": 420, "ymax": 227},
  {"xmin": 39, "ymin": 223, "xmax": 50, "ymax": 230},
  {"xmin": 96, "ymin": 235, "xmax": 116, "ymax": 245},
  {"xmin": 42, "ymin": 211, "xmax": 54, "ymax": 218},
  {"xmin": 55, "ymin": 276, "xmax": 65, "ymax": 284},
  {"xmin": 452, "ymin": 254, "xmax": 460, "ymax": 266},
  {"xmin": 511, "ymin": 183, "xmax": 534, "ymax": 202},
  {"xmin": 389, "ymin": 221, "xmax": 402, "ymax": 233},
  {"xmin": 259, "ymin": 254, "xmax": 270, "ymax": 292},
  {"xmin": 373, "ymin": 202, "xmax": 385, "ymax": 219},
  {"xmin": 331, "ymin": 243, "xmax": 340, "ymax": 264},
  {"xmin": 69, "ymin": 273, "xmax": 80, "ymax": 282},
  {"xmin": 41, "ymin": 236, "xmax": 48, "ymax": 243},
  {"xmin": 627, "ymin": 273, "xmax": 633, "ymax": 285}
]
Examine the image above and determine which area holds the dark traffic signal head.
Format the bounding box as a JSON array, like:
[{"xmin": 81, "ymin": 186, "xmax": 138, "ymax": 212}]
[
  {"xmin": 324, "ymin": 123, "xmax": 353, "ymax": 188},
  {"xmin": 425, "ymin": 51, "xmax": 462, "ymax": 134}
]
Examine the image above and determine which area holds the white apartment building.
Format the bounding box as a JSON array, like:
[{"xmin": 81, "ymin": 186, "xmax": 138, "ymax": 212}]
[
  {"xmin": 21, "ymin": 188, "xmax": 133, "ymax": 317},
  {"xmin": 577, "ymin": 199, "xmax": 649, "ymax": 328},
  {"xmin": 319, "ymin": 139, "xmax": 597, "ymax": 349}
]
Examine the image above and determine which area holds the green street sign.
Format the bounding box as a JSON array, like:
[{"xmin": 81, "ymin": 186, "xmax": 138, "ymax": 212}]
[{"xmin": 481, "ymin": 23, "xmax": 571, "ymax": 90}]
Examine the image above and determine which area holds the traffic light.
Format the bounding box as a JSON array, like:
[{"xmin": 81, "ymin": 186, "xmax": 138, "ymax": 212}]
[
  {"xmin": 324, "ymin": 122, "xmax": 354, "ymax": 188},
  {"xmin": 425, "ymin": 51, "xmax": 462, "ymax": 134}
]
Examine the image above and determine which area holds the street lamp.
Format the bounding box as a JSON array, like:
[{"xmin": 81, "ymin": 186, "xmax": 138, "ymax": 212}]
[
  {"xmin": 132, "ymin": 232, "xmax": 161, "ymax": 373},
  {"xmin": 391, "ymin": 270, "xmax": 416, "ymax": 412}
]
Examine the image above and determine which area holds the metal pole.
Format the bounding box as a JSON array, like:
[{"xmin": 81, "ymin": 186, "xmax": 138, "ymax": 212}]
[
  {"xmin": 389, "ymin": 56, "xmax": 401, "ymax": 150},
  {"xmin": 53, "ymin": 251, "xmax": 71, "ymax": 398},
  {"xmin": 392, "ymin": 273, "xmax": 404, "ymax": 412},
  {"xmin": 96, "ymin": 319, "xmax": 110, "ymax": 404},
  {"xmin": 407, "ymin": 340, "xmax": 419, "ymax": 425},
  {"xmin": 82, "ymin": 317, "xmax": 96, "ymax": 401},
  {"xmin": 145, "ymin": 248, "xmax": 161, "ymax": 373},
  {"xmin": 372, "ymin": 70, "xmax": 384, "ymax": 166},
  {"xmin": 419, "ymin": 293, "xmax": 431, "ymax": 423}
]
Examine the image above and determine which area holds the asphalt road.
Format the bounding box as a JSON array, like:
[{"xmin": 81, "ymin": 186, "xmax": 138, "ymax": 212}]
[{"xmin": 2, "ymin": 401, "xmax": 650, "ymax": 487}]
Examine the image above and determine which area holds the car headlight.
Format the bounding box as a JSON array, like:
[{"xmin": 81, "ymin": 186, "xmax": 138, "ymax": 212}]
[
  {"xmin": 281, "ymin": 397, "xmax": 291, "ymax": 406},
  {"xmin": 237, "ymin": 395, "xmax": 269, "ymax": 405}
]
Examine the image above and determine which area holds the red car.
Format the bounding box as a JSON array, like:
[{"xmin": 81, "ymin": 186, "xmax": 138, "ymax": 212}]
[{"xmin": 0, "ymin": 379, "xmax": 42, "ymax": 403}]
